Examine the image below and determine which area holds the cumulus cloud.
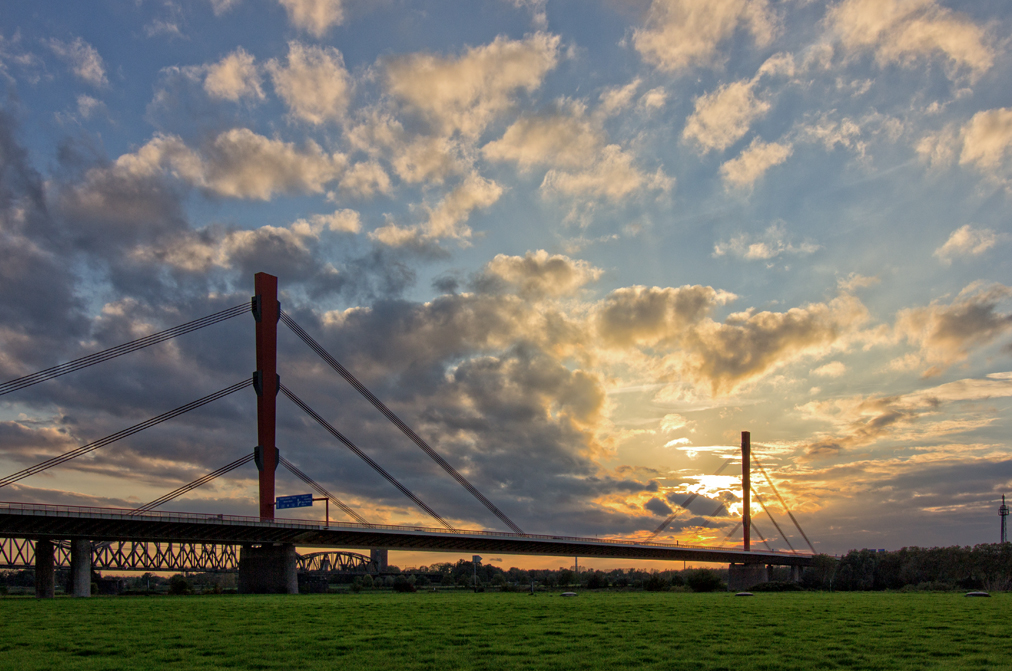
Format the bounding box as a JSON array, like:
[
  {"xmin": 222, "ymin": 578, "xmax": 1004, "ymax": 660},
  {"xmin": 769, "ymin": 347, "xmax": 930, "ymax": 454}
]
[
  {"xmin": 482, "ymin": 110, "xmax": 604, "ymax": 171},
  {"xmin": 479, "ymin": 250, "xmax": 602, "ymax": 298},
  {"xmin": 934, "ymin": 224, "xmax": 1000, "ymax": 265},
  {"xmin": 893, "ymin": 282, "xmax": 1012, "ymax": 377},
  {"xmin": 596, "ymin": 285, "xmax": 737, "ymax": 348},
  {"xmin": 384, "ymin": 33, "xmax": 560, "ymax": 138},
  {"xmin": 829, "ymin": 0, "xmax": 993, "ymax": 79},
  {"xmin": 277, "ymin": 0, "xmax": 345, "ymax": 37},
  {"xmin": 916, "ymin": 124, "xmax": 960, "ymax": 168},
  {"xmin": 337, "ymin": 161, "xmax": 392, "ymax": 198},
  {"xmin": 713, "ymin": 222, "xmax": 819, "ymax": 260},
  {"xmin": 46, "ymin": 37, "xmax": 107, "ymax": 86},
  {"xmin": 812, "ymin": 361, "xmax": 847, "ymax": 378},
  {"xmin": 597, "ymin": 286, "xmax": 869, "ymax": 394},
  {"xmin": 506, "ymin": 0, "xmax": 548, "ymax": 29},
  {"xmin": 916, "ymin": 109, "xmax": 1012, "ymax": 185},
  {"xmin": 683, "ymin": 79, "xmax": 770, "ymax": 153},
  {"xmin": 204, "ymin": 48, "xmax": 264, "ymax": 101},
  {"xmin": 541, "ymin": 144, "xmax": 673, "ymax": 204},
  {"xmin": 209, "ymin": 0, "xmax": 241, "ymax": 15},
  {"xmin": 108, "ymin": 128, "xmax": 346, "ymax": 200},
  {"xmin": 598, "ymin": 78, "xmax": 641, "ymax": 117},
  {"xmin": 958, "ymin": 108, "xmax": 1012, "ymax": 173},
  {"xmin": 659, "ymin": 413, "xmax": 689, "ymax": 432},
  {"xmin": 295, "ymin": 208, "xmax": 362, "ymax": 234},
  {"xmin": 371, "ymin": 172, "xmax": 503, "ymax": 246},
  {"xmin": 633, "ymin": 0, "xmax": 776, "ymax": 72},
  {"xmin": 639, "ymin": 88, "xmax": 667, "ymax": 112},
  {"xmin": 268, "ymin": 42, "xmax": 351, "ymax": 125},
  {"xmin": 76, "ymin": 95, "xmax": 104, "ymax": 119},
  {"xmin": 800, "ymin": 373, "xmax": 1012, "ymax": 458},
  {"xmin": 719, "ymin": 137, "xmax": 793, "ymax": 188}
]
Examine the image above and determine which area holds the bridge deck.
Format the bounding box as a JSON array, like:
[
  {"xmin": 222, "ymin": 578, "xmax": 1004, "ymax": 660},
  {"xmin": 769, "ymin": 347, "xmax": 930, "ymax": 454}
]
[{"xmin": 0, "ymin": 502, "xmax": 812, "ymax": 567}]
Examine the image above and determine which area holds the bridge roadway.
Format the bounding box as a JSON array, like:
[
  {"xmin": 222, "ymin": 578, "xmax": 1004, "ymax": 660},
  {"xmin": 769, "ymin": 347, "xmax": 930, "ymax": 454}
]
[{"xmin": 0, "ymin": 502, "xmax": 812, "ymax": 567}]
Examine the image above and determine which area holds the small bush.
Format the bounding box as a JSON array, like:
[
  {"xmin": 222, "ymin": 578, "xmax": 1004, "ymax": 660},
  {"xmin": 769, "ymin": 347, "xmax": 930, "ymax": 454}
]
[
  {"xmin": 168, "ymin": 575, "xmax": 191, "ymax": 595},
  {"xmin": 393, "ymin": 576, "xmax": 416, "ymax": 593}
]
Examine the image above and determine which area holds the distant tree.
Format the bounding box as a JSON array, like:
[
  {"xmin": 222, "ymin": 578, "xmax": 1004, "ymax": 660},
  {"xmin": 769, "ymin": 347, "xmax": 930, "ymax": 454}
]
[
  {"xmin": 168, "ymin": 574, "xmax": 191, "ymax": 595},
  {"xmin": 557, "ymin": 569, "xmax": 574, "ymax": 587},
  {"xmin": 685, "ymin": 569, "xmax": 723, "ymax": 593},
  {"xmin": 586, "ymin": 572, "xmax": 607, "ymax": 589},
  {"xmin": 644, "ymin": 574, "xmax": 668, "ymax": 592},
  {"xmin": 361, "ymin": 574, "xmax": 374, "ymax": 589}
]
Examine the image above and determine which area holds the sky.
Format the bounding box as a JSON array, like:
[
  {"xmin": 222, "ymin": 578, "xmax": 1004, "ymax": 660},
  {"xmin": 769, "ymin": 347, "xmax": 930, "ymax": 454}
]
[{"xmin": 1, "ymin": 0, "xmax": 1011, "ymax": 571}]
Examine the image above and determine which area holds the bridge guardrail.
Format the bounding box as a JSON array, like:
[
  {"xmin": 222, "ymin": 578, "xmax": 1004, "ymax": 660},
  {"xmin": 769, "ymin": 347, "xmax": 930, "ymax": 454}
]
[{"xmin": 0, "ymin": 501, "xmax": 811, "ymax": 557}]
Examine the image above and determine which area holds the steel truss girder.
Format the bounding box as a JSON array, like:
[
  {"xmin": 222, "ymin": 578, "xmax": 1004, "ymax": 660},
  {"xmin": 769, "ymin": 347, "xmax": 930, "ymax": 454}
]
[
  {"xmin": 0, "ymin": 538, "xmax": 238, "ymax": 572},
  {"xmin": 1, "ymin": 537, "xmax": 375, "ymax": 574},
  {"xmin": 297, "ymin": 550, "xmax": 371, "ymax": 574}
]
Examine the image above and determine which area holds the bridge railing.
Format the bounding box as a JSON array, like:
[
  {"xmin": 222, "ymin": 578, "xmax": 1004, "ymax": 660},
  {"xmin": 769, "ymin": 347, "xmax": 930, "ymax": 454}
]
[{"xmin": 0, "ymin": 501, "xmax": 811, "ymax": 557}]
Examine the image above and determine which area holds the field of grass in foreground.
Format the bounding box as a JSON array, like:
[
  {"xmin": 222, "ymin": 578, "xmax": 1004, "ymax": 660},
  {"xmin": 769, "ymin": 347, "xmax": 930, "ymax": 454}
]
[{"xmin": 2, "ymin": 591, "xmax": 1010, "ymax": 670}]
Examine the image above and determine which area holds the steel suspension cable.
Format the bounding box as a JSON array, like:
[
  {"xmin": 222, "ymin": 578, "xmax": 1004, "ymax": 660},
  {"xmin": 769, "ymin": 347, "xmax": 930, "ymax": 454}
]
[
  {"xmin": 752, "ymin": 455, "xmax": 816, "ymax": 553},
  {"xmin": 0, "ymin": 379, "xmax": 252, "ymax": 489},
  {"xmin": 647, "ymin": 459, "xmax": 733, "ymax": 540},
  {"xmin": 279, "ymin": 456, "xmax": 368, "ymax": 525},
  {"xmin": 278, "ymin": 383, "xmax": 454, "ymax": 531},
  {"xmin": 750, "ymin": 521, "xmax": 774, "ymax": 552},
  {"xmin": 718, "ymin": 520, "xmax": 771, "ymax": 552},
  {"xmin": 753, "ymin": 490, "xmax": 797, "ymax": 554},
  {"xmin": 0, "ymin": 303, "xmax": 249, "ymax": 398},
  {"xmin": 720, "ymin": 520, "xmax": 742, "ymax": 546},
  {"xmin": 280, "ymin": 311, "xmax": 524, "ymax": 535},
  {"xmin": 132, "ymin": 453, "xmax": 255, "ymax": 513}
]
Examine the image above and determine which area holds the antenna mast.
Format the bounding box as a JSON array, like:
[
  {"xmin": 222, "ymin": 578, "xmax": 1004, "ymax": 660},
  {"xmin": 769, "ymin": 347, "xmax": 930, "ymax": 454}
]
[{"xmin": 1001, "ymin": 495, "xmax": 1009, "ymax": 543}]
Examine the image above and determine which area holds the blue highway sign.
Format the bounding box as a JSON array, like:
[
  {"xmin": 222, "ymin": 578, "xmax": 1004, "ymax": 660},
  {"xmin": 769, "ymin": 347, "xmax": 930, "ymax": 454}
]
[{"xmin": 276, "ymin": 493, "xmax": 313, "ymax": 509}]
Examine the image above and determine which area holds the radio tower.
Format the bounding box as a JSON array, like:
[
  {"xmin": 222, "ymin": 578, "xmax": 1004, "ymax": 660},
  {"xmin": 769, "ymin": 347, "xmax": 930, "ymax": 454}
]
[{"xmin": 1001, "ymin": 495, "xmax": 1009, "ymax": 543}]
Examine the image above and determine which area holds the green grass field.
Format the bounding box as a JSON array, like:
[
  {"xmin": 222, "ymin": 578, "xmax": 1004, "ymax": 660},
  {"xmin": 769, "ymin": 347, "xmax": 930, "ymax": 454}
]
[{"xmin": 2, "ymin": 591, "xmax": 1010, "ymax": 670}]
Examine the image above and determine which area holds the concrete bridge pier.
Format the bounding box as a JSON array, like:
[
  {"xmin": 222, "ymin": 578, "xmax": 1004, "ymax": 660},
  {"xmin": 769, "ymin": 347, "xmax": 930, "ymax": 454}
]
[
  {"xmin": 70, "ymin": 539, "xmax": 91, "ymax": 597},
  {"xmin": 727, "ymin": 562, "xmax": 767, "ymax": 591},
  {"xmin": 238, "ymin": 543, "xmax": 298, "ymax": 594},
  {"xmin": 791, "ymin": 564, "xmax": 802, "ymax": 583},
  {"xmin": 370, "ymin": 548, "xmax": 388, "ymax": 573},
  {"xmin": 34, "ymin": 538, "xmax": 55, "ymax": 599}
]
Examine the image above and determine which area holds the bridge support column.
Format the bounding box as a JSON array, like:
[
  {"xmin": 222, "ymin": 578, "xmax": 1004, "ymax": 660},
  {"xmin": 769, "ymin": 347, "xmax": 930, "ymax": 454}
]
[
  {"xmin": 791, "ymin": 564, "xmax": 802, "ymax": 583},
  {"xmin": 253, "ymin": 272, "xmax": 280, "ymax": 521},
  {"xmin": 370, "ymin": 548, "xmax": 388, "ymax": 573},
  {"xmin": 238, "ymin": 543, "xmax": 298, "ymax": 594},
  {"xmin": 727, "ymin": 563, "xmax": 767, "ymax": 591},
  {"xmin": 34, "ymin": 539, "xmax": 55, "ymax": 599},
  {"xmin": 70, "ymin": 539, "xmax": 91, "ymax": 597}
]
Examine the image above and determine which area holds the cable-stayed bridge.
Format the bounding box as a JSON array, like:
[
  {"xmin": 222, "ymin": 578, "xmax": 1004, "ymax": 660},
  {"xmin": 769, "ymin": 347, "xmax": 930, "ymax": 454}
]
[{"xmin": 0, "ymin": 273, "xmax": 814, "ymax": 596}]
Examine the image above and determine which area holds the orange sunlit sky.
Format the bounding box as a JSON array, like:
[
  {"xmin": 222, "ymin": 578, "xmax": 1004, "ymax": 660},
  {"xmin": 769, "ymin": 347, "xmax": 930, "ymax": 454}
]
[{"xmin": 2, "ymin": 0, "xmax": 1012, "ymax": 571}]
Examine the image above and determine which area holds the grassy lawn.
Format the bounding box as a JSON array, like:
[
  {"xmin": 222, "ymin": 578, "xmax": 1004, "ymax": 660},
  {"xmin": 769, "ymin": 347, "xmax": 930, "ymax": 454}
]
[{"xmin": 1, "ymin": 591, "xmax": 1009, "ymax": 670}]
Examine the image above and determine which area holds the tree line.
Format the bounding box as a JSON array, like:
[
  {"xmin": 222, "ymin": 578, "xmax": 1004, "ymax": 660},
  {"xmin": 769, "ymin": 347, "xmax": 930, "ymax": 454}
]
[{"xmin": 809, "ymin": 544, "xmax": 1012, "ymax": 592}]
